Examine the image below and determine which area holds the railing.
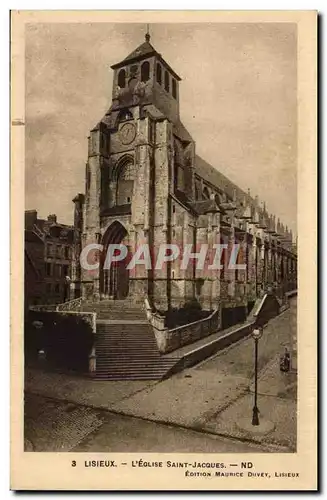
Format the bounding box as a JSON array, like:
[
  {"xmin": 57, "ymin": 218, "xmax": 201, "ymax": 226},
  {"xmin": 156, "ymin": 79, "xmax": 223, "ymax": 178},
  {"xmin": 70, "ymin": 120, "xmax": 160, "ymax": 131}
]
[
  {"xmin": 167, "ymin": 308, "xmax": 220, "ymax": 341},
  {"xmin": 56, "ymin": 297, "xmax": 83, "ymax": 312}
]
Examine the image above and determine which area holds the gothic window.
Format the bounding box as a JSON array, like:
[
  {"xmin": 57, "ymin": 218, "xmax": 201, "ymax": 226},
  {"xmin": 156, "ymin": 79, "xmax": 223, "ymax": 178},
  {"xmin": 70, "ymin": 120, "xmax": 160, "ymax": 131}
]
[
  {"xmin": 118, "ymin": 69, "xmax": 126, "ymax": 88},
  {"xmin": 141, "ymin": 61, "xmax": 150, "ymax": 82},
  {"xmin": 156, "ymin": 63, "xmax": 162, "ymax": 84},
  {"xmin": 172, "ymin": 79, "xmax": 177, "ymax": 99},
  {"xmin": 220, "ymin": 236, "xmax": 226, "ymax": 280},
  {"xmin": 203, "ymin": 187, "xmax": 210, "ymax": 199},
  {"xmin": 116, "ymin": 160, "xmax": 136, "ymax": 206},
  {"xmin": 164, "ymin": 71, "xmax": 170, "ymax": 92},
  {"xmin": 101, "ymin": 132, "xmax": 109, "ymax": 153}
]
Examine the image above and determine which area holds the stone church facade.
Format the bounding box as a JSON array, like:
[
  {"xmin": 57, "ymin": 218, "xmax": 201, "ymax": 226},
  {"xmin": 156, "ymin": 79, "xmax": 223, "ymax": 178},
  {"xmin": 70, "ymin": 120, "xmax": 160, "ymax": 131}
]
[{"xmin": 71, "ymin": 34, "xmax": 297, "ymax": 323}]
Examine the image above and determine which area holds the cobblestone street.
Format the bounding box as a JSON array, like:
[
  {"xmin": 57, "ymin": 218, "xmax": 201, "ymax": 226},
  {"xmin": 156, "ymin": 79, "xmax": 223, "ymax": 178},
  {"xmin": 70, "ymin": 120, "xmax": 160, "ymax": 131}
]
[
  {"xmin": 24, "ymin": 393, "xmax": 104, "ymax": 452},
  {"xmin": 24, "ymin": 392, "xmax": 276, "ymax": 453}
]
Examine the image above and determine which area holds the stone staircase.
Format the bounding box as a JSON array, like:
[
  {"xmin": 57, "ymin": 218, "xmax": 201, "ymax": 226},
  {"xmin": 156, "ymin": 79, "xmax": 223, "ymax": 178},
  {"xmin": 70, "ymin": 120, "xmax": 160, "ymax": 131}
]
[
  {"xmin": 81, "ymin": 299, "xmax": 178, "ymax": 380},
  {"xmin": 80, "ymin": 299, "xmax": 147, "ymax": 321},
  {"xmin": 95, "ymin": 322, "xmax": 178, "ymax": 380}
]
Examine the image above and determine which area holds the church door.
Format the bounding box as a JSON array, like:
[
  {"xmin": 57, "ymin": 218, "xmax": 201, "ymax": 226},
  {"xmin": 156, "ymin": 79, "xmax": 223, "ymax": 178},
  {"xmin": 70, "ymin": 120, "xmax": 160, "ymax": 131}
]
[{"xmin": 100, "ymin": 222, "xmax": 129, "ymax": 299}]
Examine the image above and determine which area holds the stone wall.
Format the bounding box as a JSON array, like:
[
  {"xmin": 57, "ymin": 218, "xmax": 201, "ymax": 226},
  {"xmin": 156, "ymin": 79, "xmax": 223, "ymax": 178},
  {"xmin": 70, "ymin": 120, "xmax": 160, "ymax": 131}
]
[{"xmin": 152, "ymin": 309, "xmax": 220, "ymax": 354}]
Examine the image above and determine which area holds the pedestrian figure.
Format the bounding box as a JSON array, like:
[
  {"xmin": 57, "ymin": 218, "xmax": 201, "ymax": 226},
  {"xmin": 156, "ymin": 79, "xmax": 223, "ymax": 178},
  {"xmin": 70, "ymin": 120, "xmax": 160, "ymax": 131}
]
[{"xmin": 280, "ymin": 347, "xmax": 290, "ymax": 372}]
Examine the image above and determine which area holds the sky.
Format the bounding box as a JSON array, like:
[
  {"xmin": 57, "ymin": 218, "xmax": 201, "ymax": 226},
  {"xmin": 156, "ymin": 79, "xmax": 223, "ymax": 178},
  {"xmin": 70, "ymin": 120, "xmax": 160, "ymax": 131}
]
[{"xmin": 25, "ymin": 22, "xmax": 297, "ymax": 234}]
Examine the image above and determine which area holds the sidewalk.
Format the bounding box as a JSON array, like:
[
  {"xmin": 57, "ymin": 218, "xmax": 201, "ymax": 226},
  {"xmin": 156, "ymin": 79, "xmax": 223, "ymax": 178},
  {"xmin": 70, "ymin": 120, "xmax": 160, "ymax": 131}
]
[
  {"xmin": 25, "ymin": 368, "xmax": 156, "ymax": 409},
  {"xmin": 203, "ymin": 356, "xmax": 297, "ymax": 451},
  {"xmin": 25, "ymin": 301, "xmax": 297, "ymax": 451}
]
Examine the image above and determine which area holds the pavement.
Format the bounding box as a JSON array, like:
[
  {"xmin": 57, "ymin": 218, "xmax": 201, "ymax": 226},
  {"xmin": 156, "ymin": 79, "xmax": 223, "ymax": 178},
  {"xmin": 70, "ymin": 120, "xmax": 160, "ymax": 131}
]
[
  {"xmin": 25, "ymin": 297, "xmax": 297, "ymax": 453},
  {"xmin": 24, "ymin": 392, "xmax": 272, "ymax": 453}
]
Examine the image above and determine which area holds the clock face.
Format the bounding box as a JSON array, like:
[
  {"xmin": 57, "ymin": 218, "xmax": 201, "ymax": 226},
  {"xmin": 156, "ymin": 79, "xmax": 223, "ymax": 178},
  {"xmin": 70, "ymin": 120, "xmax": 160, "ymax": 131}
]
[{"xmin": 120, "ymin": 122, "xmax": 136, "ymax": 145}]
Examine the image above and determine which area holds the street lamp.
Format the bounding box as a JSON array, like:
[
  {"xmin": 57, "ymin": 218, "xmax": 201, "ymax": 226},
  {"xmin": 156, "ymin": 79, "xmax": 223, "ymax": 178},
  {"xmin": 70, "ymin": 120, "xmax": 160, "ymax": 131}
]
[{"xmin": 251, "ymin": 326, "xmax": 263, "ymax": 426}]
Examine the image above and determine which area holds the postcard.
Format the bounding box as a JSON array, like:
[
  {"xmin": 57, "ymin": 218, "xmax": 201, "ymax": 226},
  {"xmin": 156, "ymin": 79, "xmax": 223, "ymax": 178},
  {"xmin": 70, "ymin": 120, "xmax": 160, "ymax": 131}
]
[{"xmin": 11, "ymin": 10, "xmax": 317, "ymax": 491}]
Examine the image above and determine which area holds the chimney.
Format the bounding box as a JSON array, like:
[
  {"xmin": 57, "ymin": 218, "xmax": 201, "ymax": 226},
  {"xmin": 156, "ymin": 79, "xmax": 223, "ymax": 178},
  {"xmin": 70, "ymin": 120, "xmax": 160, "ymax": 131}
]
[
  {"xmin": 47, "ymin": 214, "xmax": 57, "ymax": 224},
  {"xmin": 25, "ymin": 210, "xmax": 37, "ymax": 230}
]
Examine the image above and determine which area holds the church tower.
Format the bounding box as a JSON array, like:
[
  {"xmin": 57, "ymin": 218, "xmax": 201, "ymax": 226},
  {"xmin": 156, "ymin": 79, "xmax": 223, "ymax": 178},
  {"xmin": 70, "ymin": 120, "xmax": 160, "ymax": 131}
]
[{"xmin": 73, "ymin": 32, "xmax": 197, "ymax": 309}]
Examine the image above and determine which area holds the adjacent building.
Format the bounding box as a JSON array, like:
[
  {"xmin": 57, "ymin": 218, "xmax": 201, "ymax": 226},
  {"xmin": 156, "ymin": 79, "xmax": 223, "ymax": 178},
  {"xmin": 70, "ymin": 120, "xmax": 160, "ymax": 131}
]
[{"xmin": 25, "ymin": 210, "xmax": 74, "ymax": 306}]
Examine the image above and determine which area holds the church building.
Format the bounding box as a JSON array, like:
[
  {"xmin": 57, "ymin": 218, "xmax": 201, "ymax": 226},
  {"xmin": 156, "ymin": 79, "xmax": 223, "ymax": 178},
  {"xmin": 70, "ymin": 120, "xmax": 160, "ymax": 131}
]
[{"xmin": 71, "ymin": 32, "xmax": 297, "ymax": 330}]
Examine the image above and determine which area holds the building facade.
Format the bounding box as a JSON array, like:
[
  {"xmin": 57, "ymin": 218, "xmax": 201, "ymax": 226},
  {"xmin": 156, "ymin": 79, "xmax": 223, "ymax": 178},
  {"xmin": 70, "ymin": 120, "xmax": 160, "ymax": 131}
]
[
  {"xmin": 71, "ymin": 34, "xmax": 297, "ymax": 324},
  {"xmin": 25, "ymin": 210, "xmax": 74, "ymax": 305}
]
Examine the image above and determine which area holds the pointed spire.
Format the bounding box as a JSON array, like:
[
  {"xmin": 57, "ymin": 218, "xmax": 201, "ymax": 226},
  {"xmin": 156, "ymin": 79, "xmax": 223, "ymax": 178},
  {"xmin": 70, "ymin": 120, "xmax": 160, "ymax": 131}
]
[
  {"xmin": 233, "ymin": 188, "xmax": 237, "ymax": 203},
  {"xmin": 145, "ymin": 24, "xmax": 150, "ymax": 42}
]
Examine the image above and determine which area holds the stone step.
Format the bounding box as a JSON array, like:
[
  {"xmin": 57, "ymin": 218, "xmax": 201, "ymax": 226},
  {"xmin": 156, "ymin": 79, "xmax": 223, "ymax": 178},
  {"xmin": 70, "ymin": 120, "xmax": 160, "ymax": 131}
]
[
  {"xmin": 94, "ymin": 320, "xmax": 176, "ymax": 380},
  {"xmin": 81, "ymin": 299, "xmax": 147, "ymax": 322}
]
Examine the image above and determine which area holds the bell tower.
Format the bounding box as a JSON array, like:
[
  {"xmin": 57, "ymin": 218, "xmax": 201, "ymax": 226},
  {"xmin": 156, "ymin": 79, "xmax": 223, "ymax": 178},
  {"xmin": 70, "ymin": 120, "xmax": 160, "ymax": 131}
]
[
  {"xmin": 110, "ymin": 32, "xmax": 181, "ymax": 124},
  {"xmin": 75, "ymin": 31, "xmax": 196, "ymax": 306}
]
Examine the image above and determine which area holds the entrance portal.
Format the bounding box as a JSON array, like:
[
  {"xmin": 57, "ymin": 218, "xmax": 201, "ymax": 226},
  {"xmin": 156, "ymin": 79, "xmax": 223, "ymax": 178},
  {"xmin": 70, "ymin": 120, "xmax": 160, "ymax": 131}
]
[{"xmin": 100, "ymin": 221, "xmax": 129, "ymax": 299}]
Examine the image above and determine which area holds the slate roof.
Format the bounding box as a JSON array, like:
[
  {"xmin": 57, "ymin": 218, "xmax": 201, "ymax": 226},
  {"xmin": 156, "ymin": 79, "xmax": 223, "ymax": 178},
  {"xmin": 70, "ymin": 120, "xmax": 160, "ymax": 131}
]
[
  {"xmin": 189, "ymin": 199, "xmax": 220, "ymax": 215},
  {"xmin": 114, "ymin": 41, "xmax": 156, "ymax": 67},
  {"xmin": 195, "ymin": 155, "xmax": 248, "ymax": 203},
  {"xmin": 25, "ymin": 229, "xmax": 44, "ymax": 244},
  {"xmin": 111, "ymin": 39, "xmax": 181, "ymax": 81}
]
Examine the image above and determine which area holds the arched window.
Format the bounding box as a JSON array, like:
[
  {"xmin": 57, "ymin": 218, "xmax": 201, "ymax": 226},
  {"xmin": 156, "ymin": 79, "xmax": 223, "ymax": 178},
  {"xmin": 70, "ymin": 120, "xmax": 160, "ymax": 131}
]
[
  {"xmin": 220, "ymin": 235, "xmax": 226, "ymax": 280},
  {"xmin": 141, "ymin": 61, "xmax": 150, "ymax": 82},
  {"xmin": 156, "ymin": 63, "xmax": 162, "ymax": 84},
  {"xmin": 118, "ymin": 69, "xmax": 126, "ymax": 88},
  {"xmin": 203, "ymin": 187, "xmax": 210, "ymax": 199},
  {"xmin": 116, "ymin": 159, "xmax": 136, "ymax": 206},
  {"xmin": 172, "ymin": 79, "xmax": 177, "ymax": 99},
  {"xmin": 164, "ymin": 71, "xmax": 170, "ymax": 92}
]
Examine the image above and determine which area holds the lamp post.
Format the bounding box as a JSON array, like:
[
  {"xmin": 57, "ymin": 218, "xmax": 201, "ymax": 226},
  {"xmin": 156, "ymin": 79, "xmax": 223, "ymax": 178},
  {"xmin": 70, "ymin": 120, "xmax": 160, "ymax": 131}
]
[{"xmin": 251, "ymin": 326, "xmax": 263, "ymax": 426}]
